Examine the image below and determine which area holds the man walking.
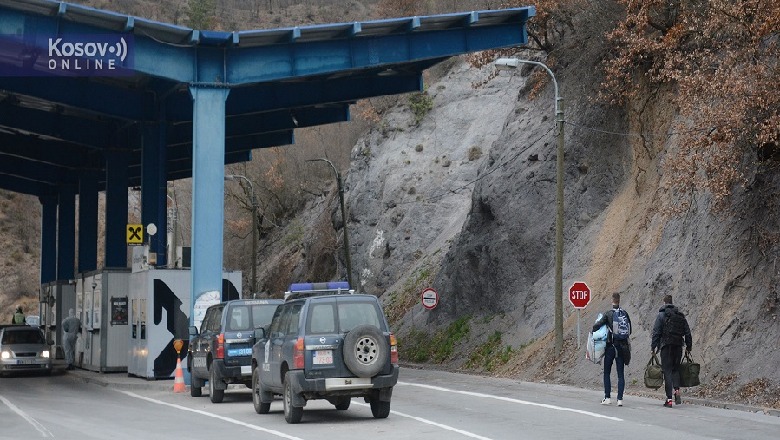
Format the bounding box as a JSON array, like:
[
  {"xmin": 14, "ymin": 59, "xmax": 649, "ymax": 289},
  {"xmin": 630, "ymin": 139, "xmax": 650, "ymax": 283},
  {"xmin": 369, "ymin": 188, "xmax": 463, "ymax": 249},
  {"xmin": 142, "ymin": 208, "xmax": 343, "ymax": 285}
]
[
  {"xmin": 61, "ymin": 308, "xmax": 82, "ymax": 371},
  {"xmin": 593, "ymin": 293, "xmax": 632, "ymax": 406},
  {"xmin": 651, "ymin": 294, "xmax": 692, "ymax": 407}
]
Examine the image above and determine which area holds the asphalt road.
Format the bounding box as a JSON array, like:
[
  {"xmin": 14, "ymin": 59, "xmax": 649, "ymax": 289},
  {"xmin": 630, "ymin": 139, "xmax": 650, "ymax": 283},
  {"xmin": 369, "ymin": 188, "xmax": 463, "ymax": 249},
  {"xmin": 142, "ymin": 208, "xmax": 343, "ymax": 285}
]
[{"xmin": 1, "ymin": 368, "xmax": 778, "ymax": 440}]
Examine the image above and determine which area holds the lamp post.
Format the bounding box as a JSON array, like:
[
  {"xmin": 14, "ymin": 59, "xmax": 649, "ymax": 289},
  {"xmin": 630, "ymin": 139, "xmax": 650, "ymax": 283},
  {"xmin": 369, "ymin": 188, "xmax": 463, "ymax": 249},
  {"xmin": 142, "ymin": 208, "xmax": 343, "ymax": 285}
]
[
  {"xmin": 495, "ymin": 57, "xmax": 565, "ymax": 355},
  {"xmin": 166, "ymin": 193, "xmax": 178, "ymax": 268},
  {"xmin": 306, "ymin": 158, "xmax": 353, "ymax": 288},
  {"xmin": 225, "ymin": 174, "xmax": 257, "ymax": 297}
]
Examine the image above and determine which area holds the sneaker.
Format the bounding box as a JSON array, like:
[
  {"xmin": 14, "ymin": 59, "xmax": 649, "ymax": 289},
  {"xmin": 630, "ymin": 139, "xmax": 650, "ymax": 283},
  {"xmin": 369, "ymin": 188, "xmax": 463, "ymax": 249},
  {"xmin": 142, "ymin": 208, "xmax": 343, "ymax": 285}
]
[
  {"xmin": 617, "ymin": 400, "xmax": 623, "ymax": 407},
  {"xmin": 674, "ymin": 390, "xmax": 682, "ymax": 405},
  {"xmin": 663, "ymin": 399, "xmax": 673, "ymax": 408},
  {"xmin": 601, "ymin": 398, "xmax": 611, "ymax": 405}
]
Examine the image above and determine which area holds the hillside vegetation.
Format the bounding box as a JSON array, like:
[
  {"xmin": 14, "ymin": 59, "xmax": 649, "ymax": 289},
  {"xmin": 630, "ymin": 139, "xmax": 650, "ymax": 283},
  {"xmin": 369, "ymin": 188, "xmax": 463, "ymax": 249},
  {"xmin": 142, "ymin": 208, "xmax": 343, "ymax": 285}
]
[{"xmin": 1, "ymin": 0, "xmax": 778, "ymax": 409}]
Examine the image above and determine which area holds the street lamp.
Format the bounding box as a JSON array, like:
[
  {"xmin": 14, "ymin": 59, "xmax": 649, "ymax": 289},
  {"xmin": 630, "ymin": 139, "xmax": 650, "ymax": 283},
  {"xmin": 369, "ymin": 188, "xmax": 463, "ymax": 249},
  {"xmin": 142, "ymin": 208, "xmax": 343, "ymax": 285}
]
[
  {"xmin": 166, "ymin": 192, "xmax": 178, "ymax": 268},
  {"xmin": 306, "ymin": 158, "xmax": 353, "ymax": 288},
  {"xmin": 225, "ymin": 174, "xmax": 257, "ymax": 297},
  {"xmin": 495, "ymin": 57, "xmax": 565, "ymax": 355}
]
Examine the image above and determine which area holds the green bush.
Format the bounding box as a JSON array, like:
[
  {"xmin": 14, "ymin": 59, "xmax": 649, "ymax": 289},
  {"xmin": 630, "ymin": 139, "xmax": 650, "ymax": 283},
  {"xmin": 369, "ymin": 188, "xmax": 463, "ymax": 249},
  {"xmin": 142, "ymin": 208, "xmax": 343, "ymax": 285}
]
[
  {"xmin": 282, "ymin": 219, "xmax": 304, "ymax": 247},
  {"xmin": 398, "ymin": 316, "xmax": 471, "ymax": 363},
  {"xmin": 384, "ymin": 265, "xmax": 435, "ymax": 325},
  {"xmin": 466, "ymin": 331, "xmax": 514, "ymax": 372},
  {"xmin": 409, "ymin": 92, "xmax": 433, "ymax": 125}
]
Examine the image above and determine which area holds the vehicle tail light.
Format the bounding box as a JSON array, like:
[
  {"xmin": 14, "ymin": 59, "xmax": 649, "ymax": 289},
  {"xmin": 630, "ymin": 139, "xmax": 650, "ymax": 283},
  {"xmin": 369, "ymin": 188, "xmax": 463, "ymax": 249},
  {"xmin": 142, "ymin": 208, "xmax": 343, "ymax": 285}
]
[
  {"xmin": 293, "ymin": 337, "xmax": 305, "ymax": 369},
  {"xmin": 215, "ymin": 333, "xmax": 225, "ymax": 359},
  {"xmin": 389, "ymin": 333, "xmax": 398, "ymax": 364}
]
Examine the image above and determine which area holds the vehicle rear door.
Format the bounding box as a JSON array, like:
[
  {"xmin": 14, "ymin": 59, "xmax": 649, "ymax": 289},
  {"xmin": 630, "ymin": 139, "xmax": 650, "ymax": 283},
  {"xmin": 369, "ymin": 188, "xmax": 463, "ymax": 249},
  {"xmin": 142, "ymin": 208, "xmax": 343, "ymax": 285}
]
[
  {"xmin": 223, "ymin": 303, "xmax": 254, "ymax": 374},
  {"xmin": 265, "ymin": 304, "xmax": 290, "ymax": 389},
  {"xmin": 309, "ymin": 297, "xmax": 391, "ymax": 379},
  {"xmin": 192, "ymin": 306, "xmax": 221, "ymax": 378},
  {"xmin": 303, "ymin": 299, "xmax": 345, "ymax": 378}
]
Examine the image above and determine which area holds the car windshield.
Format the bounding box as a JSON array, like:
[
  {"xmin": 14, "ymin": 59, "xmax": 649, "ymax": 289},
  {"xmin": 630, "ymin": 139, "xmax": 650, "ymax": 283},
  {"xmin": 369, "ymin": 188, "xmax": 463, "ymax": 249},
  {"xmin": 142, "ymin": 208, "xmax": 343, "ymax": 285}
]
[
  {"xmin": 307, "ymin": 300, "xmax": 383, "ymax": 334},
  {"xmin": 2, "ymin": 329, "xmax": 45, "ymax": 345},
  {"xmin": 251, "ymin": 304, "xmax": 278, "ymax": 329},
  {"xmin": 226, "ymin": 304, "xmax": 280, "ymax": 331}
]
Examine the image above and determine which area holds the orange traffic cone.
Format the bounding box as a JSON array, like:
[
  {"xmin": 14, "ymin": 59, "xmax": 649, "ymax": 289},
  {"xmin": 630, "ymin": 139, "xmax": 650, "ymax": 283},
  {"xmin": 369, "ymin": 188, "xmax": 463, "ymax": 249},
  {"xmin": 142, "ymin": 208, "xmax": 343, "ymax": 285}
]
[{"xmin": 173, "ymin": 357, "xmax": 185, "ymax": 393}]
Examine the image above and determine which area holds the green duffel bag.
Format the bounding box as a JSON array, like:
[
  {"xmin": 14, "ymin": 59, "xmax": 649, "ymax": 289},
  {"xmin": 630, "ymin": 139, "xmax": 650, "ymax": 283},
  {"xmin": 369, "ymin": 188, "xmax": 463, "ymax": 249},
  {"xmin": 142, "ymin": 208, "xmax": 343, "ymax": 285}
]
[
  {"xmin": 644, "ymin": 353, "xmax": 664, "ymax": 389},
  {"xmin": 679, "ymin": 350, "xmax": 701, "ymax": 387}
]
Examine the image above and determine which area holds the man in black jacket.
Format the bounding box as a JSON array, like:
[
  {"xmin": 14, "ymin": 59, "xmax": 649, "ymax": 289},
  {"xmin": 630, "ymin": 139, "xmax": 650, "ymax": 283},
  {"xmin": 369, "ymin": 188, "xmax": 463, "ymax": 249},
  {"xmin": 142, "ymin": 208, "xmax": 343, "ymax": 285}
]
[
  {"xmin": 651, "ymin": 294, "xmax": 693, "ymax": 407},
  {"xmin": 593, "ymin": 293, "xmax": 632, "ymax": 406}
]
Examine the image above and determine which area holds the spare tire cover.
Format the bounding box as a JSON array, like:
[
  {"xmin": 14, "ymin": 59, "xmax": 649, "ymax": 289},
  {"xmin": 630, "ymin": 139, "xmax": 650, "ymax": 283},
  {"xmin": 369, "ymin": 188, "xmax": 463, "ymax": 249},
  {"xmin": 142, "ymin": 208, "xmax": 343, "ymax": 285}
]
[{"xmin": 343, "ymin": 324, "xmax": 389, "ymax": 378}]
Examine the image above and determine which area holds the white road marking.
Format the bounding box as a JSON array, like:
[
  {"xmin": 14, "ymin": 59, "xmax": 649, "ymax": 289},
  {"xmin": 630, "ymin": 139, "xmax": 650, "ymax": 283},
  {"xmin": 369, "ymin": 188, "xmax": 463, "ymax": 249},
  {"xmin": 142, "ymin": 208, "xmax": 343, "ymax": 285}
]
[
  {"xmin": 398, "ymin": 382, "xmax": 623, "ymax": 422},
  {"xmin": 0, "ymin": 395, "xmax": 54, "ymax": 438},
  {"xmin": 116, "ymin": 390, "xmax": 305, "ymax": 440},
  {"xmin": 353, "ymin": 401, "xmax": 494, "ymax": 440}
]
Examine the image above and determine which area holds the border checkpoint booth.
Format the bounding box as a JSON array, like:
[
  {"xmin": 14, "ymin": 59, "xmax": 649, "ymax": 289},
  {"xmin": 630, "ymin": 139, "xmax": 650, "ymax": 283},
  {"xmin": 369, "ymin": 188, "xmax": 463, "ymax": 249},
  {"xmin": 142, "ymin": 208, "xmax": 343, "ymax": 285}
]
[
  {"xmin": 74, "ymin": 269, "xmax": 131, "ymax": 372},
  {"xmin": 127, "ymin": 247, "xmax": 242, "ymax": 379},
  {"xmin": 39, "ymin": 250, "xmax": 241, "ymax": 377},
  {"xmin": 39, "ymin": 279, "xmax": 75, "ymax": 359}
]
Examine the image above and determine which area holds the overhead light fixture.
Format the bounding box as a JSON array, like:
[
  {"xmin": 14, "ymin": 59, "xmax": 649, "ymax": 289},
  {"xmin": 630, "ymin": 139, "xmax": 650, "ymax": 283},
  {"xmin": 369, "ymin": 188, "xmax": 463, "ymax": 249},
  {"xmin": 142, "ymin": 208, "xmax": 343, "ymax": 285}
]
[{"xmin": 494, "ymin": 57, "xmax": 521, "ymax": 71}]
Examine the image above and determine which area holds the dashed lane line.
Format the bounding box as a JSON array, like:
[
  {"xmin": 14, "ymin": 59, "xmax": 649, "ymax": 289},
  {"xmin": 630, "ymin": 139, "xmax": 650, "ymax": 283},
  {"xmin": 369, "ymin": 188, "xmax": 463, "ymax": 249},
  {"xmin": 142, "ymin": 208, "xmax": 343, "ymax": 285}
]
[
  {"xmin": 116, "ymin": 390, "xmax": 305, "ymax": 440},
  {"xmin": 352, "ymin": 401, "xmax": 494, "ymax": 440},
  {"xmin": 397, "ymin": 382, "xmax": 623, "ymax": 422},
  {"xmin": 0, "ymin": 394, "xmax": 54, "ymax": 438}
]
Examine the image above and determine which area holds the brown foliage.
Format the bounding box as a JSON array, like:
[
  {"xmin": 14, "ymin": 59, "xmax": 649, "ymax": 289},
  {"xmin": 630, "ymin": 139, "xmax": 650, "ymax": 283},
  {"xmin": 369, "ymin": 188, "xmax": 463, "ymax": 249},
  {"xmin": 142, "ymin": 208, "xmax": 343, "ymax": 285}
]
[
  {"xmin": 602, "ymin": 0, "xmax": 780, "ymax": 212},
  {"xmin": 376, "ymin": 0, "xmax": 422, "ymax": 18},
  {"xmin": 466, "ymin": 0, "xmax": 585, "ymax": 92}
]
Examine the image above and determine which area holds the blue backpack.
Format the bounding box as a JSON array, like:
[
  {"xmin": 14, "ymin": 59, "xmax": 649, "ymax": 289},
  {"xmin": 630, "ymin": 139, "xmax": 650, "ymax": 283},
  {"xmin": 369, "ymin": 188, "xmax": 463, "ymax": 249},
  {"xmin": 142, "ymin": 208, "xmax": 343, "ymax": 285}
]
[{"xmin": 611, "ymin": 308, "xmax": 630, "ymax": 341}]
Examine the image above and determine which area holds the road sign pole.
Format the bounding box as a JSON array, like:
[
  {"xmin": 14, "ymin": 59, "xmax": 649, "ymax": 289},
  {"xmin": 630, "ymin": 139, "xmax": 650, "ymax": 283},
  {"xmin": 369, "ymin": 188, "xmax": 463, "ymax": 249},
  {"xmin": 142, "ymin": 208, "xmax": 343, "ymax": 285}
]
[
  {"xmin": 569, "ymin": 281, "xmax": 591, "ymax": 349},
  {"xmin": 577, "ymin": 309, "xmax": 581, "ymax": 349}
]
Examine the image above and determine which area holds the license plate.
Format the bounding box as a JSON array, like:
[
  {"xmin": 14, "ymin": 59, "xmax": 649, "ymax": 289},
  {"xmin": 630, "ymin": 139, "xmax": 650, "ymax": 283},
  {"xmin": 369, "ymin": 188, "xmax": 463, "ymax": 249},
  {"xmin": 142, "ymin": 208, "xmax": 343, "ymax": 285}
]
[
  {"xmin": 240, "ymin": 365, "xmax": 251, "ymax": 375},
  {"xmin": 227, "ymin": 348, "xmax": 252, "ymax": 357},
  {"xmin": 313, "ymin": 350, "xmax": 333, "ymax": 365},
  {"xmin": 16, "ymin": 359, "xmax": 35, "ymax": 365}
]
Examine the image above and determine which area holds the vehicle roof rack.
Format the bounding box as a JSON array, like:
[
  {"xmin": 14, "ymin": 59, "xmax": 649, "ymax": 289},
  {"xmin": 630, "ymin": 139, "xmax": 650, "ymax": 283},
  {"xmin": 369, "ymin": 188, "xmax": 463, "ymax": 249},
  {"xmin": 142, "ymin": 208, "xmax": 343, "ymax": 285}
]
[{"xmin": 284, "ymin": 281, "xmax": 354, "ymax": 300}]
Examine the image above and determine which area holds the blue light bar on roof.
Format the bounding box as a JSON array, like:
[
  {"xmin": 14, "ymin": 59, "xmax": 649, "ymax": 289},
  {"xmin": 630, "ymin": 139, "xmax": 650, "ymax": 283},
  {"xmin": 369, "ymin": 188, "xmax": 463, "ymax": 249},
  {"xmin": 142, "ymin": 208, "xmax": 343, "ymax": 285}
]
[{"xmin": 289, "ymin": 281, "xmax": 350, "ymax": 292}]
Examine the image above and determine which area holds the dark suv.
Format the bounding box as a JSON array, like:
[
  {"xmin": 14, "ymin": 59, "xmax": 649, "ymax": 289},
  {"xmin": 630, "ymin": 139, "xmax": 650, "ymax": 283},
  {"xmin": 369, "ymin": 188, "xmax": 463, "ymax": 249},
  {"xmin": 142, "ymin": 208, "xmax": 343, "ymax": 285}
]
[
  {"xmin": 251, "ymin": 282, "xmax": 399, "ymax": 423},
  {"xmin": 188, "ymin": 298, "xmax": 282, "ymax": 403}
]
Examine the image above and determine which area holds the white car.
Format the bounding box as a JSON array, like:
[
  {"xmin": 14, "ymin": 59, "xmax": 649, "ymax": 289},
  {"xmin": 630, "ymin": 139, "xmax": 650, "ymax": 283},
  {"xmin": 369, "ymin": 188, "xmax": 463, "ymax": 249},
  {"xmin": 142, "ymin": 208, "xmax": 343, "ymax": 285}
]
[{"xmin": 0, "ymin": 325, "xmax": 52, "ymax": 376}]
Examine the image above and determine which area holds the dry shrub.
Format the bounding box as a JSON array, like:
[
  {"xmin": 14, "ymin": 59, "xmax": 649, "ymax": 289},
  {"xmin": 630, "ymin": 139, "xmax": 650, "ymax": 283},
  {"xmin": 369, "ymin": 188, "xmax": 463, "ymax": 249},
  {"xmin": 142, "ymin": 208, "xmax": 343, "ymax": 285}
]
[{"xmin": 602, "ymin": 0, "xmax": 780, "ymax": 214}]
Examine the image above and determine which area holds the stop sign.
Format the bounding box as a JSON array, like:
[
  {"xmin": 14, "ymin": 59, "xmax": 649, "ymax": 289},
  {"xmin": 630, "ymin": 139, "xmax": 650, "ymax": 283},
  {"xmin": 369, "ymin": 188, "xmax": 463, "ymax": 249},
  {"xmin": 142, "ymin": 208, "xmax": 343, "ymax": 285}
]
[{"xmin": 569, "ymin": 281, "xmax": 591, "ymax": 309}]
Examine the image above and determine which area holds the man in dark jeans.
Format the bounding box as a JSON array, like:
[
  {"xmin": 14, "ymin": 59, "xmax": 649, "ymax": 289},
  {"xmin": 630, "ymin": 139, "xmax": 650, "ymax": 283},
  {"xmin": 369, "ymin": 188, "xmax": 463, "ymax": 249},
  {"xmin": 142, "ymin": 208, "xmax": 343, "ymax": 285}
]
[
  {"xmin": 651, "ymin": 294, "xmax": 693, "ymax": 407},
  {"xmin": 593, "ymin": 293, "xmax": 632, "ymax": 406}
]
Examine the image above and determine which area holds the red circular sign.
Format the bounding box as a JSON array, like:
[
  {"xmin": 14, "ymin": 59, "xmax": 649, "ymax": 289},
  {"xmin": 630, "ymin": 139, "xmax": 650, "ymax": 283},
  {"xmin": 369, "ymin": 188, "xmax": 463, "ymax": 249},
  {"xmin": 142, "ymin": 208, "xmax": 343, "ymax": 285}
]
[
  {"xmin": 421, "ymin": 288, "xmax": 439, "ymax": 310},
  {"xmin": 569, "ymin": 282, "xmax": 591, "ymax": 309}
]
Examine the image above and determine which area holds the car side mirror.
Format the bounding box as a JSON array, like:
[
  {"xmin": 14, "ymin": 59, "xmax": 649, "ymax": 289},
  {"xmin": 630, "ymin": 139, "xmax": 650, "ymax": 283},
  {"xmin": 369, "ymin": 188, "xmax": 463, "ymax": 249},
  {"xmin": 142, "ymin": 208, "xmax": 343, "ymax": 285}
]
[
  {"xmin": 188, "ymin": 325, "xmax": 198, "ymax": 337},
  {"xmin": 253, "ymin": 327, "xmax": 266, "ymax": 340}
]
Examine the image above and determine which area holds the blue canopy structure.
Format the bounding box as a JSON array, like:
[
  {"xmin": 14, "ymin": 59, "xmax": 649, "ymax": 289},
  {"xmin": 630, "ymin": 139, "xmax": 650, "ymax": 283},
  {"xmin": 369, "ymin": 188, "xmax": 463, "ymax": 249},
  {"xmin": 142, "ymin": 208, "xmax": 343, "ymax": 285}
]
[{"xmin": 0, "ymin": 0, "xmax": 534, "ymax": 307}]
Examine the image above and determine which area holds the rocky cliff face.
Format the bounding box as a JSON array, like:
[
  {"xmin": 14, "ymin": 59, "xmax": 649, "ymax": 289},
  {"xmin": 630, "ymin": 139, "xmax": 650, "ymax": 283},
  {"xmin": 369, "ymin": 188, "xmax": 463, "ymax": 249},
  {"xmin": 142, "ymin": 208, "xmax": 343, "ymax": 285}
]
[{"xmin": 340, "ymin": 40, "xmax": 780, "ymax": 409}]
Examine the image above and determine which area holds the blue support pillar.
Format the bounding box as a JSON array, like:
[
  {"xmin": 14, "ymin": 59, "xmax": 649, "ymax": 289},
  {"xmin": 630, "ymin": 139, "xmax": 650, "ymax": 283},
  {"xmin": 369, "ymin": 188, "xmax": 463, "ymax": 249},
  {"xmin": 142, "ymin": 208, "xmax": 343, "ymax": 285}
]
[
  {"xmin": 57, "ymin": 186, "xmax": 76, "ymax": 281},
  {"xmin": 157, "ymin": 118, "xmax": 168, "ymax": 267},
  {"xmin": 78, "ymin": 173, "xmax": 99, "ymax": 273},
  {"xmin": 39, "ymin": 195, "xmax": 57, "ymax": 284},
  {"xmin": 189, "ymin": 86, "xmax": 229, "ymax": 324},
  {"xmin": 105, "ymin": 150, "xmax": 130, "ymax": 268},
  {"xmin": 141, "ymin": 121, "xmax": 168, "ymax": 266}
]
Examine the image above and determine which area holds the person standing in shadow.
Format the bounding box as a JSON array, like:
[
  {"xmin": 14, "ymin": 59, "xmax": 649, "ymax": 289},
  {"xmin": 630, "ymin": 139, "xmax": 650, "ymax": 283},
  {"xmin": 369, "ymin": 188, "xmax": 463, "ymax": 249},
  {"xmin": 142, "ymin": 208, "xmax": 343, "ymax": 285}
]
[{"xmin": 61, "ymin": 308, "xmax": 82, "ymax": 371}]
